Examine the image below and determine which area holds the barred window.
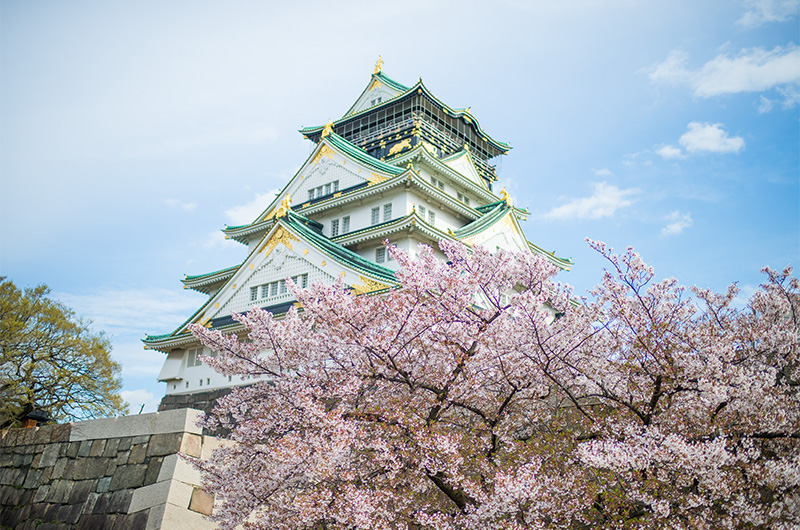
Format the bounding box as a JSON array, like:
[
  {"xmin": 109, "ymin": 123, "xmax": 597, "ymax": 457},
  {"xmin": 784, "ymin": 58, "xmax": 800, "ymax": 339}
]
[
  {"xmin": 428, "ymin": 211, "xmax": 435, "ymax": 225},
  {"xmin": 331, "ymin": 219, "xmax": 339, "ymax": 237},
  {"xmin": 375, "ymin": 247, "xmax": 386, "ymax": 263},
  {"xmin": 371, "ymin": 207, "xmax": 380, "ymax": 225},
  {"xmin": 250, "ymin": 287, "xmax": 258, "ymax": 301},
  {"xmin": 342, "ymin": 216, "xmax": 350, "ymax": 233},
  {"xmin": 383, "ymin": 203, "xmax": 392, "ymax": 221}
]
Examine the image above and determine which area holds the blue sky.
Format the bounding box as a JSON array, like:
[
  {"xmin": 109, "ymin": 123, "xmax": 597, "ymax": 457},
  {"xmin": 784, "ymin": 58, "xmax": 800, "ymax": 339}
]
[{"xmin": 2, "ymin": 0, "xmax": 798, "ymax": 413}]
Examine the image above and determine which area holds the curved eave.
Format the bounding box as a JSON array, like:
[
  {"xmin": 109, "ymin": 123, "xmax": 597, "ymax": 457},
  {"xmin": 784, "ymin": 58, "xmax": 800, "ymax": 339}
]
[
  {"xmin": 181, "ymin": 264, "xmax": 240, "ymax": 293},
  {"xmin": 389, "ymin": 145, "xmax": 498, "ymax": 199},
  {"xmin": 301, "ymin": 79, "xmax": 511, "ymax": 155},
  {"xmin": 528, "ymin": 242, "xmax": 573, "ymax": 271}
]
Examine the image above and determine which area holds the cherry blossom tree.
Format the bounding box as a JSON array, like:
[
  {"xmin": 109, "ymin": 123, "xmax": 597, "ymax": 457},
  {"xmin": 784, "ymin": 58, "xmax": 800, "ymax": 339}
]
[{"xmin": 190, "ymin": 242, "xmax": 799, "ymax": 529}]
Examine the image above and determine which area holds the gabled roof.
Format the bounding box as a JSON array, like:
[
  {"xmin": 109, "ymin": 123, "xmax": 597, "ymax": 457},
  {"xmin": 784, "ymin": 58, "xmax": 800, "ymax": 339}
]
[
  {"xmin": 392, "ymin": 143, "xmax": 494, "ymax": 195},
  {"xmin": 299, "ymin": 76, "xmax": 511, "ymax": 155},
  {"xmin": 144, "ymin": 210, "xmax": 399, "ymax": 352},
  {"xmin": 342, "ymin": 71, "xmax": 410, "ymax": 117},
  {"xmin": 222, "ymin": 131, "xmax": 405, "ymax": 244}
]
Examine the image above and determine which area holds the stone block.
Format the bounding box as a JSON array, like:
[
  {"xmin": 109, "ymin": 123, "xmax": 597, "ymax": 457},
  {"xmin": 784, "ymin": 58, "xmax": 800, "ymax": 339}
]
[
  {"xmin": 77, "ymin": 440, "xmax": 93, "ymax": 457},
  {"xmin": 108, "ymin": 488, "xmax": 133, "ymax": 513},
  {"xmin": 117, "ymin": 436, "xmax": 132, "ymax": 451},
  {"xmin": 102, "ymin": 438, "xmax": 120, "ymax": 457},
  {"xmin": 39, "ymin": 465, "xmax": 53, "ymax": 484},
  {"xmin": 128, "ymin": 479, "xmax": 171, "ymax": 513},
  {"xmin": 38, "ymin": 443, "xmax": 61, "ymax": 468},
  {"xmin": 34, "ymin": 427, "xmax": 51, "ymax": 444},
  {"xmin": 147, "ymin": 433, "xmax": 183, "ymax": 457},
  {"xmin": 83, "ymin": 491, "xmax": 100, "ymax": 514},
  {"xmin": 46, "ymin": 479, "xmax": 74, "ymax": 504},
  {"xmin": 153, "ymin": 500, "xmax": 215, "ymax": 530},
  {"xmin": 116, "ymin": 450, "xmax": 130, "ymax": 465},
  {"xmin": 22, "ymin": 468, "xmax": 42, "ymax": 489},
  {"xmin": 109, "ymin": 464, "xmax": 146, "ymax": 491},
  {"xmin": 77, "ymin": 513, "xmax": 108, "ymax": 530},
  {"xmin": 69, "ymin": 479, "xmax": 94, "ymax": 504},
  {"xmin": 60, "ymin": 503, "xmax": 84, "ymax": 524},
  {"xmin": 49, "ymin": 424, "xmax": 71, "ymax": 443},
  {"xmin": 92, "ymin": 492, "xmax": 112, "ymax": 514},
  {"xmin": 44, "ymin": 501, "xmax": 62, "ymax": 521},
  {"xmin": 97, "ymin": 476, "xmax": 112, "ymax": 493},
  {"xmin": 17, "ymin": 427, "xmax": 35, "ymax": 445},
  {"xmin": 180, "ymin": 433, "xmax": 202, "ymax": 458},
  {"xmin": 90, "ymin": 439, "xmax": 107, "ymax": 457},
  {"xmin": 51, "ymin": 457, "xmax": 68, "ymax": 479},
  {"xmin": 69, "ymin": 408, "xmax": 203, "ymax": 442},
  {"xmin": 188, "ymin": 487, "xmax": 214, "ymax": 515},
  {"xmin": 129, "ymin": 444, "xmax": 147, "ymax": 464},
  {"xmin": 66, "ymin": 442, "xmax": 80, "ymax": 458},
  {"xmin": 33, "ymin": 484, "xmax": 50, "ymax": 503},
  {"xmin": 157, "ymin": 453, "xmax": 201, "ymax": 485},
  {"xmin": 144, "ymin": 457, "xmax": 162, "ymax": 486},
  {"xmin": 105, "ymin": 459, "xmax": 118, "ymax": 477},
  {"xmin": 72, "ymin": 457, "xmax": 109, "ymax": 480},
  {"xmin": 200, "ymin": 435, "xmax": 234, "ymax": 459},
  {"xmin": 132, "ymin": 435, "xmax": 150, "ymax": 445},
  {"xmin": 114, "ymin": 510, "xmax": 149, "ymax": 530}
]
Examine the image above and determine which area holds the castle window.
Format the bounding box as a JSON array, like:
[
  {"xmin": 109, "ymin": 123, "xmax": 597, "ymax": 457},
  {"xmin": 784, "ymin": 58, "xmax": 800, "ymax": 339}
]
[
  {"xmin": 250, "ymin": 287, "xmax": 258, "ymax": 302},
  {"xmin": 428, "ymin": 211, "xmax": 436, "ymax": 225},
  {"xmin": 187, "ymin": 347, "xmax": 204, "ymax": 367},
  {"xmin": 383, "ymin": 203, "xmax": 392, "ymax": 221},
  {"xmin": 342, "ymin": 216, "xmax": 350, "ymax": 233},
  {"xmin": 376, "ymin": 247, "xmax": 386, "ymax": 263},
  {"xmin": 418, "ymin": 205, "xmax": 426, "ymax": 218},
  {"xmin": 331, "ymin": 219, "xmax": 339, "ymax": 237},
  {"xmin": 371, "ymin": 207, "xmax": 380, "ymax": 225},
  {"xmin": 431, "ymin": 177, "xmax": 445, "ymax": 191}
]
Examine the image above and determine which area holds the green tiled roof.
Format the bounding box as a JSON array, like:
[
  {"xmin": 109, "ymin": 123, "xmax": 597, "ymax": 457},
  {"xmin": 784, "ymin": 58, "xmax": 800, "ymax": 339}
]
[
  {"xmin": 454, "ymin": 201, "xmax": 511, "ymax": 239},
  {"xmin": 326, "ymin": 133, "xmax": 404, "ymax": 176},
  {"xmin": 184, "ymin": 264, "xmax": 239, "ymax": 281},
  {"xmin": 284, "ymin": 210, "xmax": 397, "ymax": 284},
  {"xmin": 375, "ymin": 71, "xmax": 409, "ymax": 92}
]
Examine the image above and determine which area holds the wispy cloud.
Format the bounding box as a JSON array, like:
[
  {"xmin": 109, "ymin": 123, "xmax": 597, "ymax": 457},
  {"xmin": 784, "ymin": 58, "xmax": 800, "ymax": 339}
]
[
  {"xmin": 736, "ymin": 0, "xmax": 800, "ymax": 28},
  {"xmin": 543, "ymin": 182, "xmax": 640, "ymax": 220},
  {"xmin": 164, "ymin": 198, "xmax": 197, "ymax": 212},
  {"xmin": 592, "ymin": 168, "xmax": 612, "ymax": 177},
  {"xmin": 661, "ymin": 210, "xmax": 694, "ymax": 236},
  {"xmin": 56, "ymin": 287, "xmax": 203, "ymax": 338},
  {"xmin": 656, "ymin": 145, "xmax": 686, "ymax": 159},
  {"xmin": 224, "ymin": 191, "xmax": 279, "ymax": 226},
  {"xmin": 649, "ymin": 45, "xmax": 800, "ymax": 102}
]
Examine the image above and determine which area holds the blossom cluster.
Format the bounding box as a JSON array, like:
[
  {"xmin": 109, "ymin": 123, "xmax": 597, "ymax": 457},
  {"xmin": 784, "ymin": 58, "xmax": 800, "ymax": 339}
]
[{"xmin": 190, "ymin": 241, "xmax": 799, "ymax": 529}]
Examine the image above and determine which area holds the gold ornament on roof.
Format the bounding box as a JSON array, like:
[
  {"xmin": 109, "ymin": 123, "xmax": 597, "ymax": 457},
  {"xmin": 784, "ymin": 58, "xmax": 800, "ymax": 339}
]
[
  {"xmin": 321, "ymin": 119, "xmax": 334, "ymax": 138},
  {"xmin": 373, "ymin": 56, "xmax": 384, "ymax": 75},
  {"xmin": 499, "ymin": 187, "xmax": 512, "ymax": 207}
]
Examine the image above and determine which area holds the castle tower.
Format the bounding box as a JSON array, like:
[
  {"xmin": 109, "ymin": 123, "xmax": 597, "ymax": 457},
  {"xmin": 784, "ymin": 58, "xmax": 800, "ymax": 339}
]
[{"xmin": 144, "ymin": 61, "xmax": 572, "ymax": 409}]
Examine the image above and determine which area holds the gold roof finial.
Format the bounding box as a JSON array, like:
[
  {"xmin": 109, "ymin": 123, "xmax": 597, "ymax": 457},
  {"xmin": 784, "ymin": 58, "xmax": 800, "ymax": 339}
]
[
  {"xmin": 321, "ymin": 119, "xmax": 334, "ymax": 138},
  {"xmin": 373, "ymin": 56, "xmax": 384, "ymax": 75},
  {"xmin": 499, "ymin": 187, "xmax": 512, "ymax": 207}
]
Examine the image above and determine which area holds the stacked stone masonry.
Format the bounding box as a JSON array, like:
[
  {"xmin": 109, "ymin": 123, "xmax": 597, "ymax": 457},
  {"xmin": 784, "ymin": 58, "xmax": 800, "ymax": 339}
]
[{"xmin": 0, "ymin": 408, "xmax": 221, "ymax": 530}]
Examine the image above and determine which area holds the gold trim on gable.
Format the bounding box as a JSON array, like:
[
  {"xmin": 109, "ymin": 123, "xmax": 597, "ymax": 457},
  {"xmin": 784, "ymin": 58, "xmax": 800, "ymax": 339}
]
[
  {"xmin": 260, "ymin": 226, "xmax": 299, "ymax": 258},
  {"xmin": 352, "ymin": 275, "xmax": 391, "ymax": 295}
]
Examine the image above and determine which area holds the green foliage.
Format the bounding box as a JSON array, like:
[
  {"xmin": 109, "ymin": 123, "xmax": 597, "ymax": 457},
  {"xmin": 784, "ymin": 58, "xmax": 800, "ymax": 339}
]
[{"xmin": 0, "ymin": 277, "xmax": 128, "ymax": 428}]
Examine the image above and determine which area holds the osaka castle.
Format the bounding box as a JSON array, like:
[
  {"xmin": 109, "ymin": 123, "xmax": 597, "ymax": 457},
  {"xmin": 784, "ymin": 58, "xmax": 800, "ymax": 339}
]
[{"xmin": 144, "ymin": 59, "xmax": 572, "ymax": 407}]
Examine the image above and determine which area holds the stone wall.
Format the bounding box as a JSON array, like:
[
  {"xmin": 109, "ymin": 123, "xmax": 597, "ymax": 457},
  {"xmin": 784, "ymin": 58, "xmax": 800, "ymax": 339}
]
[{"xmin": 0, "ymin": 408, "xmax": 222, "ymax": 530}]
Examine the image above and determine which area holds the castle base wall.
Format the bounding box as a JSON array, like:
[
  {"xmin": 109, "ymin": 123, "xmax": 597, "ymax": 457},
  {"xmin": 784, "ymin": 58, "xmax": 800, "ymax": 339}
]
[{"xmin": 0, "ymin": 408, "xmax": 221, "ymax": 530}]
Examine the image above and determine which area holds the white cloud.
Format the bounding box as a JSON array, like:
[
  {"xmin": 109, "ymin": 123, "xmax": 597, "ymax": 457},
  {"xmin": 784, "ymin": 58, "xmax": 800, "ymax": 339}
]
[
  {"xmin": 592, "ymin": 168, "xmax": 612, "ymax": 176},
  {"xmin": 679, "ymin": 122, "xmax": 745, "ymax": 154},
  {"xmin": 649, "ymin": 45, "xmax": 800, "ymax": 99},
  {"xmin": 224, "ymin": 191, "xmax": 279, "ymax": 226},
  {"xmin": 164, "ymin": 198, "xmax": 197, "ymax": 212},
  {"xmin": 202, "ymin": 230, "xmax": 229, "ymax": 250},
  {"xmin": 56, "ymin": 287, "xmax": 203, "ymax": 338},
  {"xmin": 736, "ymin": 0, "xmax": 800, "ymax": 27},
  {"xmin": 543, "ymin": 182, "xmax": 640, "ymax": 220},
  {"xmin": 660, "ymin": 210, "xmax": 694, "ymax": 236},
  {"xmin": 120, "ymin": 388, "xmax": 160, "ymax": 414},
  {"xmin": 758, "ymin": 95, "xmax": 775, "ymax": 113},
  {"xmin": 656, "ymin": 145, "xmax": 685, "ymax": 159}
]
